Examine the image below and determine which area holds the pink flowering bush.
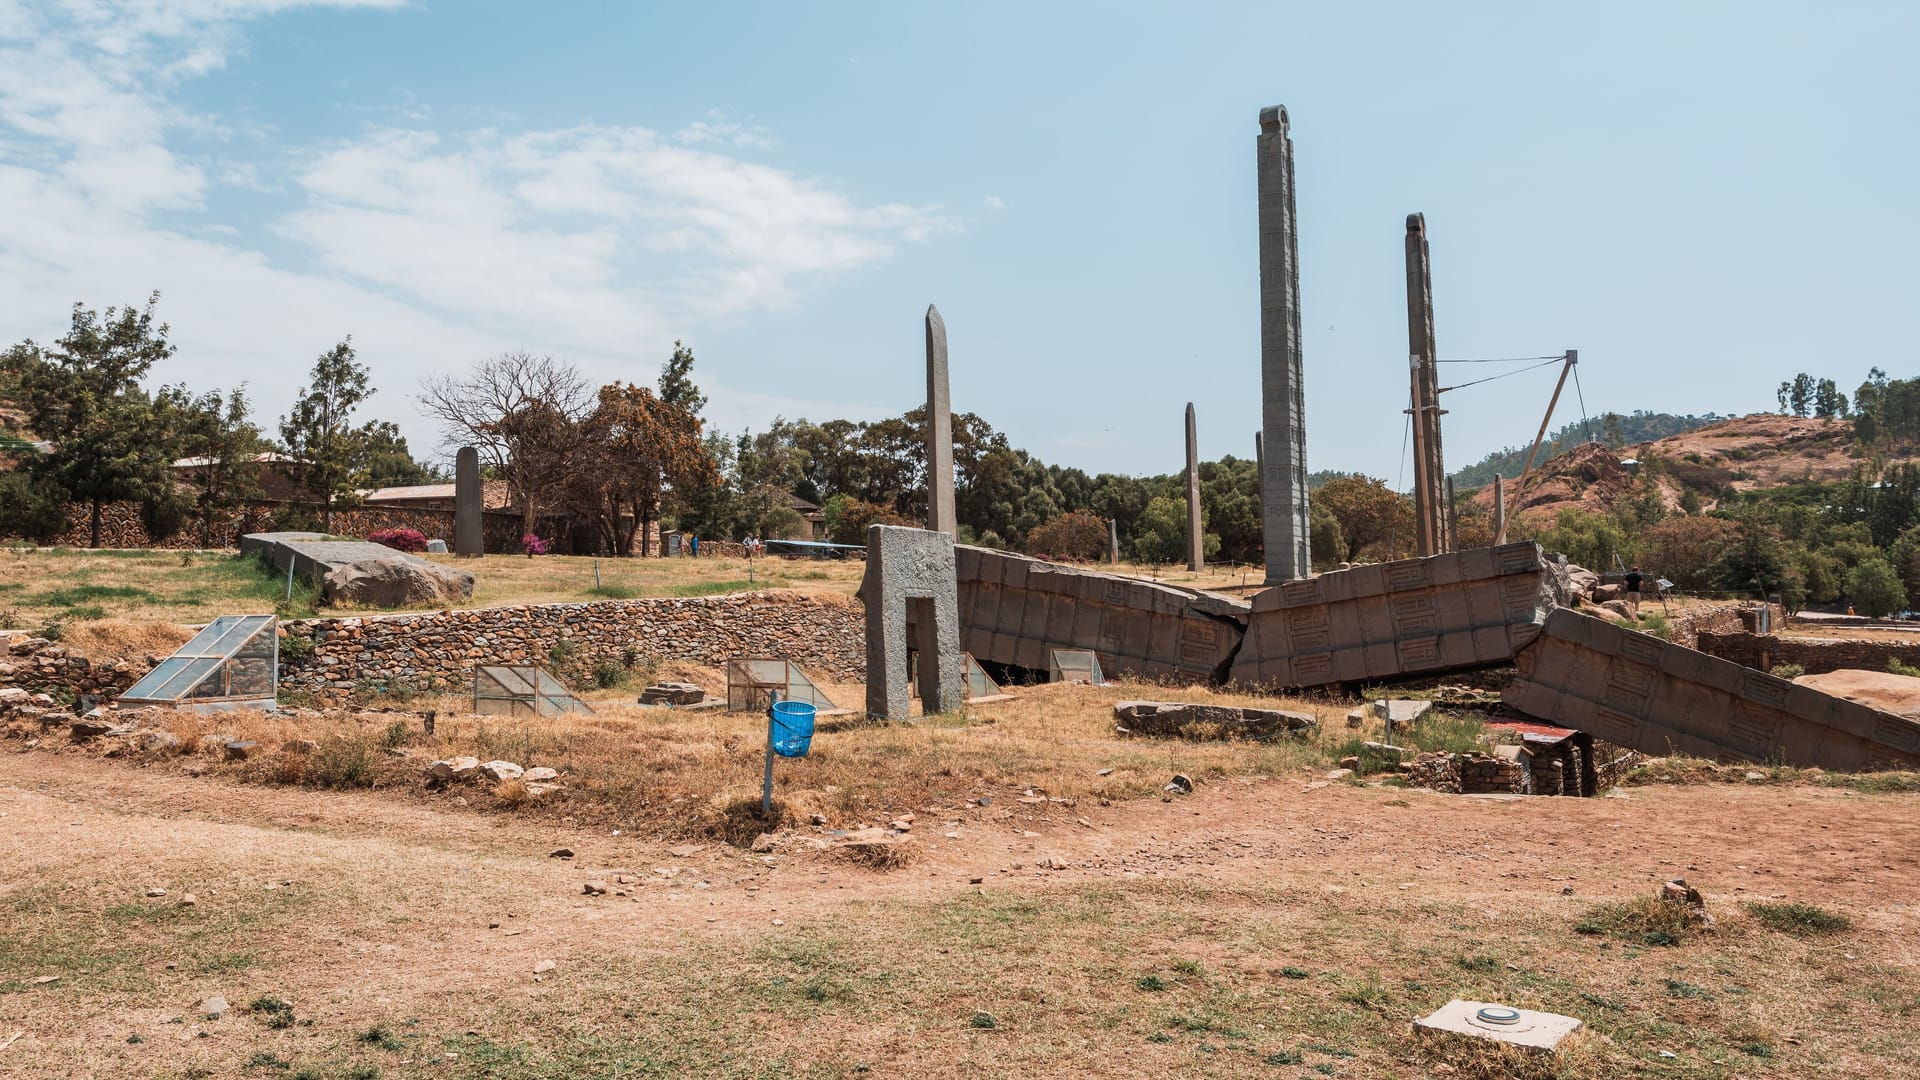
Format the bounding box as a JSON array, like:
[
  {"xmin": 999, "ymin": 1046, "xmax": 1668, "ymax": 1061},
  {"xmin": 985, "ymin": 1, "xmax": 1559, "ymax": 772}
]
[
  {"xmin": 521, "ymin": 533, "xmax": 551, "ymax": 556},
  {"xmin": 368, "ymin": 527, "xmax": 428, "ymax": 553}
]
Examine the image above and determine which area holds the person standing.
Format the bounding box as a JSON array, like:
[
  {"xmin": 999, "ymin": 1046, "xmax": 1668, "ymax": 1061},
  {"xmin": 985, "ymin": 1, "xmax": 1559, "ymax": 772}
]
[{"xmin": 1624, "ymin": 565, "xmax": 1645, "ymax": 618}]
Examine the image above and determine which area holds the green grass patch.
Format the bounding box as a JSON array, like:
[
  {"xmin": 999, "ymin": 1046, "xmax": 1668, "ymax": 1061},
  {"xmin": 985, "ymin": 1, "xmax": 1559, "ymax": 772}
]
[
  {"xmin": 664, "ymin": 579, "xmax": 755, "ymax": 597},
  {"xmin": 35, "ymin": 583, "xmax": 157, "ymax": 606},
  {"xmin": 1744, "ymin": 901, "xmax": 1852, "ymax": 935},
  {"xmin": 584, "ymin": 584, "xmax": 638, "ymax": 600}
]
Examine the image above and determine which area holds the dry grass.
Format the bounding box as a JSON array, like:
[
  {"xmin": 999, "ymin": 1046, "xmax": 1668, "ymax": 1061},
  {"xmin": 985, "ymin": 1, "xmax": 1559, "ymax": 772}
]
[
  {"xmin": 109, "ymin": 678, "xmax": 1353, "ymax": 843},
  {"xmin": 0, "ymin": 545, "xmax": 869, "ymax": 628},
  {"xmin": 0, "ymin": 543, "xmax": 1274, "ymax": 633}
]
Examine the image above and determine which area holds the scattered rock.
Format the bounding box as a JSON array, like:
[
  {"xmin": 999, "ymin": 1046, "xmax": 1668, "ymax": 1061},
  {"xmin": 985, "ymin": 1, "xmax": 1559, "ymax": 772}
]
[
  {"xmin": 281, "ymin": 739, "xmax": 318, "ymax": 755},
  {"xmin": 224, "ymin": 741, "xmax": 259, "ymax": 761},
  {"xmin": 198, "ymin": 995, "xmax": 229, "ymax": 1019},
  {"xmin": 139, "ymin": 731, "xmax": 181, "ymax": 754},
  {"xmin": 69, "ymin": 718, "xmax": 114, "ymax": 741},
  {"xmin": 1325, "ymin": 768, "xmax": 1354, "ymax": 780},
  {"xmin": 669, "ymin": 844, "xmax": 704, "ymax": 858},
  {"xmin": 524, "ymin": 766, "xmax": 558, "ymax": 783},
  {"xmin": 548, "ymin": 847, "xmax": 574, "ymax": 859},
  {"xmin": 1114, "ymin": 700, "xmax": 1316, "ymax": 741},
  {"xmin": 178, "ymin": 893, "xmax": 197, "ymax": 907},
  {"xmin": 145, "ymin": 887, "xmax": 167, "ymax": 898},
  {"xmin": 478, "ymin": 760, "xmax": 523, "ymax": 782},
  {"xmin": 425, "ymin": 756, "xmax": 481, "ymax": 781},
  {"xmin": 533, "ymin": 959, "xmax": 556, "ymax": 975},
  {"xmin": 1338, "ymin": 755, "xmax": 1360, "ymax": 770},
  {"xmin": 1660, "ymin": 878, "xmax": 1715, "ymax": 929},
  {"xmin": 322, "ymin": 555, "xmax": 474, "ymax": 608},
  {"xmin": 582, "ymin": 881, "xmax": 608, "ymax": 895},
  {"xmin": 749, "ymin": 833, "xmax": 777, "ymax": 854},
  {"xmin": 888, "ymin": 819, "xmax": 913, "ymax": 832},
  {"xmin": 1793, "ymin": 669, "xmax": 1920, "ymax": 719},
  {"xmin": 199, "ymin": 733, "xmax": 236, "ymax": 754},
  {"xmin": 638, "ymin": 682, "xmax": 705, "ymax": 706},
  {"xmin": 1164, "ymin": 774, "xmax": 1194, "ymax": 795}
]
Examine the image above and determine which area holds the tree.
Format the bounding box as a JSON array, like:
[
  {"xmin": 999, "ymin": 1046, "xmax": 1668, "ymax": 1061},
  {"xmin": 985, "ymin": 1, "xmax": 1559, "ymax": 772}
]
[
  {"xmin": 1312, "ymin": 475, "xmax": 1412, "ymax": 562},
  {"xmin": 822, "ymin": 495, "xmax": 911, "ymax": 545},
  {"xmin": 3, "ymin": 293, "xmax": 183, "ymax": 547},
  {"xmin": 1787, "ymin": 373, "xmax": 1815, "ymax": 417},
  {"xmin": 1026, "ymin": 510, "xmax": 1110, "ymax": 561},
  {"xmin": 1640, "ymin": 516, "xmax": 1735, "ymax": 590},
  {"xmin": 159, "ymin": 383, "xmax": 265, "ymax": 546},
  {"xmin": 1845, "ymin": 557, "xmax": 1908, "ymax": 618},
  {"xmin": 359, "ymin": 420, "xmax": 437, "ymax": 487},
  {"xmin": 575, "ymin": 382, "xmax": 718, "ymax": 555},
  {"xmin": 279, "ymin": 340, "xmax": 372, "ymax": 530},
  {"xmin": 657, "ymin": 340, "xmax": 707, "ymax": 418},
  {"xmin": 419, "ymin": 351, "xmax": 593, "ymax": 535},
  {"xmin": 1812, "ymin": 378, "xmax": 1848, "ymax": 419},
  {"xmin": 1131, "ymin": 496, "xmax": 1188, "ymax": 564}
]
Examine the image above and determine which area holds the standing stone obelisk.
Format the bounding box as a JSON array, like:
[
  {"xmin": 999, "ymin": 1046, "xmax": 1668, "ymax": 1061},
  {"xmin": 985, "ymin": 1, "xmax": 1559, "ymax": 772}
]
[
  {"xmin": 1185, "ymin": 402, "xmax": 1203, "ymax": 573},
  {"xmin": 1257, "ymin": 105, "xmax": 1311, "ymax": 582},
  {"xmin": 924, "ymin": 305, "xmax": 956, "ymax": 538},
  {"xmin": 1405, "ymin": 212, "xmax": 1450, "ymax": 556},
  {"xmin": 1493, "ymin": 473, "xmax": 1508, "ymax": 545},
  {"xmin": 1109, "ymin": 519, "xmax": 1120, "ymax": 564},
  {"xmin": 453, "ymin": 445, "xmax": 483, "ymax": 558}
]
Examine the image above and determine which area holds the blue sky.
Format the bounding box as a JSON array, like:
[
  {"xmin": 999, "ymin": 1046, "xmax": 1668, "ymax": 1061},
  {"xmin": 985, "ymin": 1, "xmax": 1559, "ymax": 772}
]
[{"xmin": 2, "ymin": 2, "xmax": 1915, "ymax": 486}]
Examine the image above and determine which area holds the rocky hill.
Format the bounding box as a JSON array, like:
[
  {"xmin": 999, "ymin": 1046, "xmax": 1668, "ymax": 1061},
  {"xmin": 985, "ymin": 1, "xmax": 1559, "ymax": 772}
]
[{"xmin": 1468, "ymin": 413, "xmax": 1895, "ymax": 523}]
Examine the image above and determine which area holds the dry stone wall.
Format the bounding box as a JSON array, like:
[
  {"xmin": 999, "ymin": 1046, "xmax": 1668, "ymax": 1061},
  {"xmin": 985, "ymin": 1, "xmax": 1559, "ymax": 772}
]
[
  {"xmin": 278, "ymin": 592, "xmax": 864, "ymax": 705},
  {"xmin": 0, "ymin": 635, "xmax": 148, "ymax": 702},
  {"xmin": 8, "ymin": 500, "xmax": 526, "ymax": 553},
  {"xmin": 1695, "ymin": 630, "xmax": 1920, "ymax": 677}
]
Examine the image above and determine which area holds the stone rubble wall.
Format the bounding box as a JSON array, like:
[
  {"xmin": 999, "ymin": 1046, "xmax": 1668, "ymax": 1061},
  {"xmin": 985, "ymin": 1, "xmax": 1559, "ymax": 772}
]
[
  {"xmin": 2, "ymin": 593, "xmax": 866, "ymax": 710},
  {"xmin": 0, "ymin": 635, "xmax": 148, "ymax": 702},
  {"xmin": 276, "ymin": 592, "xmax": 865, "ymax": 706},
  {"xmin": 6, "ymin": 499, "xmax": 527, "ymax": 553},
  {"xmin": 1695, "ymin": 630, "xmax": 1920, "ymax": 677}
]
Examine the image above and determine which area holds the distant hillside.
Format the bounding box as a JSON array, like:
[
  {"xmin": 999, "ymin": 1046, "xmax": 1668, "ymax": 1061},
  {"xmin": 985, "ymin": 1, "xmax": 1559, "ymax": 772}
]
[
  {"xmin": 1466, "ymin": 413, "xmax": 1896, "ymax": 523},
  {"xmin": 1450, "ymin": 410, "xmax": 1726, "ymax": 490}
]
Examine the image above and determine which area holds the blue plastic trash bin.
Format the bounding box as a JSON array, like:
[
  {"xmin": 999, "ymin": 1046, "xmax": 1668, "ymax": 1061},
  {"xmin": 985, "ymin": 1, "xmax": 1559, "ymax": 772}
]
[{"xmin": 770, "ymin": 700, "xmax": 816, "ymax": 758}]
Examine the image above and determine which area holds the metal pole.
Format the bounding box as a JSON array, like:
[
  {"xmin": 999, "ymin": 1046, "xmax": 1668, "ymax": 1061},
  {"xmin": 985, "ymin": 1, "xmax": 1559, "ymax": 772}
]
[
  {"xmin": 761, "ymin": 690, "xmax": 780, "ymax": 815},
  {"xmin": 1496, "ymin": 350, "xmax": 1576, "ymax": 545},
  {"xmin": 284, "ymin": 559, "xmax": 295, "ymax": 602},
  {"xmin": 594, "ymin": 559, "xmax": 601, "ymax": 588}
]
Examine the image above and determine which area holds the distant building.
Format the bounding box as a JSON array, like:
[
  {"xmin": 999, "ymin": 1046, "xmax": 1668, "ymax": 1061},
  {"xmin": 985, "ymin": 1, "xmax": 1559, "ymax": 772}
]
[
  {"xmin": 788, "ymin": 494, "xmax": 827, "ymax": 541},
  {"xmin": 170, "ymin": 451, "xmax": 307, "ymax": 501},
  {"xmin": 360, "ymin": 479, "xmax": 516, "ymax": 512}
]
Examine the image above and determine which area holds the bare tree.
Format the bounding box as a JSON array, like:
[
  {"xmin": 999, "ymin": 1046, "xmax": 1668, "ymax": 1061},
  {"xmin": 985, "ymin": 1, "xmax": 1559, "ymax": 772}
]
[{"xmin": 418, "ymin": 352, "xmax": 592, "ymax": 535}]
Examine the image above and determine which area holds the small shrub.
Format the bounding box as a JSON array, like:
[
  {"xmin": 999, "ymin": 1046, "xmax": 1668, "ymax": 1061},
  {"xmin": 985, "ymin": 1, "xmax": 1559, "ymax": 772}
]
[
  {"xmin": 593, "ymin": 659, "xmax": 627, "ymax": 690},
  {"xmin": 381, "ymin": 719, "xmax": 410, "ymax": 750},
  {"xmin": 548, "ymin": 639, "xmax": 578, "ymax": 667},
  {"xmin": 1744, "ymin": 901, "xmax": 1852, "ymax": 935},
  {"xmin": 1888, "ymin": 657, "xmax": 1920, "ymax": 679},
  {"xmin": 359, "ymin": 1026, "xmax": 404, "ymax": 1050},
  {"xmin": 1137, "ymin": 974, "xmax": 1168, "ymax": 992},
  {"xmin": 1576, "ymin": 894, "xmax": 1697, "ymax": 946},
  {"xmin": 247, "ymin": 996, "xmax": 296, "ymax": 1029},
  {"xmin": 1769, "ymin": 662, "xmax": 1806, "ymax": 679},
  {"xmin": 1279, "ymin": 967, "xmax": 1310, "ymax": 980},
  {"xmin": 276, "ymin": 632, "xmax": 314, "ymax": 663},
  {"xmin": 367, "ymin": 528, "xmax": 428, "ymax": 553},
  {"xmin": 969, "ymin": 1011, "xmax": 996, "ymax": 1030},
  {"xmin": 1639, "ymin": 612, "xmax": 1672, "ymax": 641},
  {"xmin": 521, "ymin": 533, "xmax": 550, "ymax": 556},
  {"xmin": 1455, "ymin": 954, "xmax": 1500, "ymax": 973},
  {"xmin": 308, "ymin": 737, "xmax": 376, "ymax": 789},
  {"xmin": 1264, "ymin": 1050, "xmax": 1303, "ymax": 1065},
  {"xmin": 1664, "ymin": 978, "xmax": 1710, "ymax": 999},
  {"xmin": 245, "ymin": 1051, "xmax": 291, "ymax": 1070},
  {"xmin": 492, "ymin": 778, "xmax": 531, "ymax": 808}
]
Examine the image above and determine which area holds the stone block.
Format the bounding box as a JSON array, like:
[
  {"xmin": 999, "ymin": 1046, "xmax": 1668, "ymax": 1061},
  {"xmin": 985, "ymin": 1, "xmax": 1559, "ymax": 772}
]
[
  {"xmin": 864, "ymin": 526, "xmax": 963, "ymax": 721},
  {"xmin": 1413, "ymin": 1000, "xmax": 1581, "ymax": 1055},
  {"xmin": 1504, "ymin": 608, "xmax": 1920, "ymax": 770}
]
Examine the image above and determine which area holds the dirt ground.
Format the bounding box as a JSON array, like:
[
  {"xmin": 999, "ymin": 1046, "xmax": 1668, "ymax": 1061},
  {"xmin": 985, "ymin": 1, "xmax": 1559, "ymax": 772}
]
[{"xmin": 4, "ymin": 731, "xmax": 1917, "ymax": 1079}]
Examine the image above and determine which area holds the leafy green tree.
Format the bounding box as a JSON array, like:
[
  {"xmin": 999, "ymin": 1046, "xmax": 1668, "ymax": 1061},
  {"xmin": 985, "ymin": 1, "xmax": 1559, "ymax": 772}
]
[
  {"xmin": 1131, "ymin": 496, "xmax": 1188, "ymax": 564},
  {"xmin": 1312, "ymin": 475, "xmax": 1412, "ymax": 562},
  {"xmin": 278, "ymin": 339, "xmax": 372, "ymax": 530},
  {"xmin": 1709, "ymin": 516, "xmax": 1803, "ymax": 607},
  {"xmin": 1527, "ymin": 507, "xmax": 1630, "ymax": 572},
  {"xmin": 657, "ymin": 340, "xmax": 707, "ymax": 418},
  {"xmin": 1845, "ymin": 557, "xmax": 1908, "ymax": 618},
  {"xmin": 358, "ymin": 420, "xmax": 437, "ymax": 487},
  {"xmin": 158, "ymin": 383, "xmax": 266, "ymax": 546},
  {"xmin": 1026, "ymin": 510, "xmax": 1110, "ymax": 561},
  {"xmin": 3, "ymin": 293, "xmax": 183, "ymax": 547},
  {"xmin": 1309, "ymin": 502, "xmax": 1345, "ymax": 570}
]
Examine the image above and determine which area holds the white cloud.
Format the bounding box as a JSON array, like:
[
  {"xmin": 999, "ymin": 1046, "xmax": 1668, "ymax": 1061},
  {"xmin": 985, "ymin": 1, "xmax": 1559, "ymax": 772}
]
[
  {"xmin": 983, "ymin": 194, "xmax": 1005, "ymax": 211},
  {"xmin": 0, "ymin": 0, "xmax": 958, "ymax": 459},
  {"xmin": 672, "ymin": 109, "xmax": 776, "ymax": 151}
]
